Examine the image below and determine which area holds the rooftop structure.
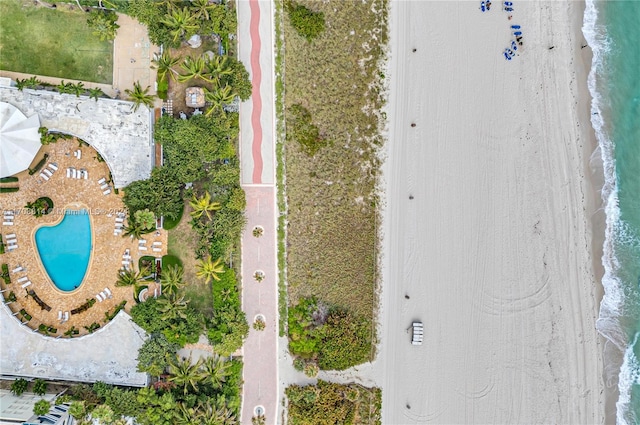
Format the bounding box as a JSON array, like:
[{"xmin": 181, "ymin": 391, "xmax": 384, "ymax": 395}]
[
  {"xmin": 0, "ymin": 86, "xmax": 153, "ymax": 188},
  {"xmin": 185, "ymin": 87, "xmax": 205, "ymax": 108}
]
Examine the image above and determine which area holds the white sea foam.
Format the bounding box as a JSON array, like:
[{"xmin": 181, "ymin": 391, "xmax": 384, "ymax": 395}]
[{"xmin": 582, "ymin": 1, "xmax": 633, "ymax": 423}]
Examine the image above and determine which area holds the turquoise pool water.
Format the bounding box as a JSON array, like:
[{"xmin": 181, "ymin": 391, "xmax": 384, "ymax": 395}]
[{"xmin": 35, "ymin": 209, "xmax": 92, "ymax": 292}]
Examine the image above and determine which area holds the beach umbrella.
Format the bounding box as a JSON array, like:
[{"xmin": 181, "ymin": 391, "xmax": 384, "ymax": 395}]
[{"xmin": 0, "ymin": 102, "xmax": 41, "ymax": 178}]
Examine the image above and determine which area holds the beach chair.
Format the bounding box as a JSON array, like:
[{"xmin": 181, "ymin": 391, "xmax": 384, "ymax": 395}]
[
  {"xmin": 64, "ymin": 312, "xmax": 69, "ymax": 321},
  {"xmin": 511, "ymin": 25, "xmax": 520, "ymax": 29},
  {"xmin": 114, "ymin": 230, "xmax": 121, "ymax": 236},
  {"xmin": 104, "ymin": 288, "xmax": 113, "ymax": 298},
  {"xmin": 40, "ymin": 173, "xmax": 50, "ymax": 181},
  {"xmin": 103, "ymin": 189, "xmax": 111, "ymax": 195},
  {"xmin": 115, "ymin": 217, "xmax": 124, "ymax": 223},
  {"xmin": 152, "ymin": 241, "xmax": 162, "ymax": 246},
  {"xmin": 17, "ymin": 276, "xmax": 28, "ymax": 283},
  {"xmin": 99, "ymin": 291, "xmax": 107, "ymax": 300},
  {"xmin": 11, "ymin": 266, "xmax": 23, "ymax": 274},
  {"xmin": 3, "ymin": 222, "xmax": 14, "ymax": 226},
  {"xmin": 43, "ymin": 169, "xmax": 53, "ymax": 177},
  {"xmin": 138, "ymin": 246, "xmax": 148, "ymax": 251},
  {"xmin": 122, "ymin": 260, "xmax": 130, "ymax": 266},
  {"xmin": 58, "ymin": 311, "xmax": 63, "ymax": 321},
  {"xmin": 3, "ymin": 211, "xmax": 13, "ymax": 216},
  {"xmin": 7, "ymin": 244, "xmax": 17, "ymax": 250},
  {"xmin": 6, "ymin": 237, "xmax": 17, "ymax": 244},
  {"xmin": 96, "ymin": 293, "xmax": 104, "ymax": 302},
  {"xmin": 152, "ymin": 248, "xmax": 162, "ymax": 252},
  {"xmin": 98, "ymin": 177, "xmax": 106, "ymax": 184},
  {"xmin": 83, "ymin": 170, "xmax": 88, "ymax": 179},
  {"xmin": 77, "ymin": 150, "xmax": 82, "ymax": 159},
  {"xmin": 48, "ymin": 163, "xmax": 58, "ymax": 171},
  {"xmin": 66, "ymin": 168, "xmax": 72, "ymax": 178},
  {"xmin": 21, "ymin": 281, "xmax": 31, "ymax": 288}
]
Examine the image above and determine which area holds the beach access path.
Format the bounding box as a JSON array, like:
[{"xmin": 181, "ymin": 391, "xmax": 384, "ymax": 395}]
[
  {"xmin": 237, "ymin": 0, "xmax": 278, "ymax": 424},
  {"xmin": 376, "ymin": 0, "xmax": 605, "ymax": 423}
]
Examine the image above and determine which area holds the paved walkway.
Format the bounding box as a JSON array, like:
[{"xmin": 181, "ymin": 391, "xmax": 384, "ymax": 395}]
[{"xmin": 237, "ymin": 0, "xmax": 278, "ymax": 424}]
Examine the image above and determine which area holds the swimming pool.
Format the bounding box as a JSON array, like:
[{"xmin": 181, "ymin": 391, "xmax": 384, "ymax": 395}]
[{"xmin": 35, "ymin": 209, "xmax": 92, "ymax": 292}]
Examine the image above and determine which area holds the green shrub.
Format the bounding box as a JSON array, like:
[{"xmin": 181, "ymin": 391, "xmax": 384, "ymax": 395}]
[
  {"xmin": 0, "ymin": 187, "xmax": 19, "ymax": 193},
  {"xmin": 10, "ymin": 378, "xmax": 28, "ymax": 396},
  {"xmin": 28, "ymin": 154, "xmax": 49, "ymax": 175},
  {"xmin": 6, "ymin": 291, "xmax": 17, "ymax": 302},
  {"xmin": 285, "ymin": 0, "xmax": 325, "ymax": 41},
  {"xmin": 286, "ymin": 104, "xmax": 325, "ymax": 156},
  {"xmin": 33, "ymin": 379, "xmax": 47, "ymax": 396},
  {"xmin": 84, "ymin": 322, "xmax": 101, "ymax": 333},
  {"xmin": 0, "ymin": 176, "xmax": 18, "ymax": 183},
  {"xmin": 104, "ymin": 300, "xmax": 127, "ymax": 322},
  {"xmin": 33, "ymin": 399, "xmax": 51, "ymax": 416},
  {"xmin": 87, "ymin": 10, "xmax": 120, "ymax": 41},
  {"xmin": 19, "ymin": 309, "xmax": 31, "ymax": 321},
  {"xmin": 293, "ymin": 357, "xmax": 306, "ymax": 372}
]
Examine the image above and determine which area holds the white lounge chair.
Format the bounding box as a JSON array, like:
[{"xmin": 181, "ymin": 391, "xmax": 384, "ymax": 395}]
[
  {"xmin": 115, "ymin": 218, "xmax": 124, "ymax": 223},
  {"xmin": 98, "ymin": 177, "xmax": 106, "ymax": 184},
  {"xmin": 152, "ymin": 241, "xmax": 162, "ymax": 246},
  {"xmin": 44, "ymin": 169, "xmax": 53, "ymax": 177},
  {"xmin": 7, "ymin": 244, "xmax": 17, "ymax": 250},
  {"xmin": 77, "ymin": 150, "xmax": 82, "ymax": 159},
  {"xmin": 3, "ymin": 222, "xmax": 14, "ymax": 226},
  {"xmin": 138, "ymin": 239, "xmax": 146, "ymax": 244},
  {"xmin": 48, "ymin": 163, "xmax": 58, "ymax": 171},
  {"xmin": 100, "ymin": 183, "xmax": 109, "ymax": 190},
  {"xmin": 103, "ymin": 189, "xmax": 111, "ymax": 195},
  {"xmin": 104, "ymin": 288, "xmax": 112, "ymax": 298},
  {"xmin": 6, "ymin": 237, "xmax": 17, "ymax": 243},
  {"xmin": 83, "ymin": 170, "xmax": 88, "ymax": 179},
  {"xmin": 113, "ymin": 230, "xmax": 120, "ymax": 236},
  {"xmin": 64, "ymin": 312, "xmax": 69, "ymax": 321},
  {"xmin": 11, "ymin": 266, "xmax": 23, "ymax": 274},
  {"xmin": 66, "ymin": 168, "xmax": 72, "ymax": 178},
  {"xmin": 152, "ymin": 248, "xmax": 162, "ymax": 252},
  {"xmin": 96, "ymin": 293, "xmax": 103, "ymax": 302},
  {"xmin": 40, "ymin": 173, "xmax": 49, "ymax": 181},
  {"xmin": 138, "ymin": 246, "xmax": 147, "ymax": 251},
  {"xmin": 21, "ymin": 281, "xmax": 31, "ymax": 288},
  {"xmin": 73, "ymin": 151, "xmax": 77, "ymax": 157},
  {"xmin": 3, "ymin": 211, "xmax": 13, "ymax": 216},
  {"xmin": 17, "ymin": 276, "xmax": 28, "ymax": 283},
  {"xmin": 58, "ymin": 311, "xmax": 63, "ymax": 321},
  {"xmin": 5, "ymin": 233, "xmax": 16, "ymax": 238}
]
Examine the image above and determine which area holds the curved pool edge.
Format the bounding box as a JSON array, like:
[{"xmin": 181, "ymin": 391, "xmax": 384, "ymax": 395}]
[{"xmin": 31, "ymin": 202, "xmax": 95, "ymax": 296}]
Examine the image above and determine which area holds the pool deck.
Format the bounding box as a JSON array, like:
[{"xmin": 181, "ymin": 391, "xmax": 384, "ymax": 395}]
[{"xmin": 0, "ymin": 137, "xmax": 167, "ymax": 337}]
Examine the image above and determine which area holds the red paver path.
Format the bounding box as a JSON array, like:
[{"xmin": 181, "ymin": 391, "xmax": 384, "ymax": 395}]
[{"xmin": 238, "ymin": 0, "xmax": 278, "ymax": 424}]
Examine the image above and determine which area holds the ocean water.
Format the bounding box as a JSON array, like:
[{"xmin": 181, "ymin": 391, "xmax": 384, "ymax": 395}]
[{"xmin": 583, "ymin": 0, "xmax": 640, "ymax": 423}]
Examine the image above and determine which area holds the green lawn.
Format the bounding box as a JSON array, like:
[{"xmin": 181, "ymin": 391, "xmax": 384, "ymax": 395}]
[{"xmin": 0, "ymin": 0, "xmax": 113, "ymax": 84}]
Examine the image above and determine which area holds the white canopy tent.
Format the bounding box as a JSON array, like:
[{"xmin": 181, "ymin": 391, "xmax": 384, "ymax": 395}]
[{"xmin": 0, "ymin": 102, "xmax": 41, "ymax": 178}]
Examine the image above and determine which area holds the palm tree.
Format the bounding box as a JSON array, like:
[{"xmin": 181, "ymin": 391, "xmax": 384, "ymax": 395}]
[
  {"xmin": 175, "ymin": 402, "xmax": 199, "ymax": 425},
  {"xmin": 167, "ymin": 354, "xmax": 203, "ymax": 395},
  {"xmin": 123, "ymin": 220, "xmax": 145, "ymax": 239},
  {"xmin": 116, "ymin": 267, "xmax": 148, "ymax": 287},
  {"xmin": 201, "ymin": 356, "xmax": 230, "ymax": 390},
  {"xmin": 204, "ymin": 85, "xmax": 236, "ymax": 116},
  {"xmin": 204, "ymin": 55, "xmax": 233, "ymax": 86},
  {"xmin": 125, "ymin": 81, "xmax": 155, "ymax": 111},
  {"xmin": 178, "ymin": 55, "xmax": 208, "ymax": 83},
  {"xmin": 160, "ymin": 265, "xmax": 185, "ymax": 299},
  {"xmin": 152, "ymin": 51, "xmax": 181, "ymax": 82},
  {"xmin": 88, "ymin": 87, "xmax": 104, "ymax": 101},
  {"xmin": 190, "ymin": 0, "xmax": 216, "ymax": 20},
  {"xmin": 15, "ymin": 78, "xmax": 28, "ymax": 91},
  {"xmin": 189, "ymin": 192, "xmax": 220, "ymax": 220},
  {"xmin": 157, "ymin": 295, "xmax": 189, "ymax": 321},
  {"xmin": 160, "ymin": 7, "xmax": 198, "ymax": 44},
  {"xmin": 196, "ymin": 257, "xmax": 224, "ymax": 284},
  {"xmin": 71, "ymin": 82, "xmax": 85, "ymax": 97},
  {"xmin": 56, "ymin": 81, "xmax": 74, "ymax": 94}
]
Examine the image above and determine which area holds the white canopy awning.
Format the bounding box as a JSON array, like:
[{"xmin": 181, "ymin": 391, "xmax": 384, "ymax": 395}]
[{"xmin": 0, "ymin": 102, "xmax": 41, "ymax": 178}]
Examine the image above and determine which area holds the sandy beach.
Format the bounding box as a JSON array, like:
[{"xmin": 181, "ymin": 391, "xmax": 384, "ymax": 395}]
[{"xmin": 377, "ymin": 0, "xmax": 605, "ymax": 423}]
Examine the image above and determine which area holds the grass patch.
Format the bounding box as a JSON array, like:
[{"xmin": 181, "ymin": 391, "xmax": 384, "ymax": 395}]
[
  {"xmin": 0, "ymin": 0, "xmax": 113, "ymax": 84},
  {"xmin": 282, "ymin": 0, "xmax": 388, "ymax": 365},
  {"xmin": 161, "ymin": 254, "xmax": 182, "ymax": 269},
  {"xmin": 162, "ymin": 201, "xmax": 184, "ymax": 230},
  {"xmin": 168, "ymin": 204, "xmax": 213, "ymax": 317}
]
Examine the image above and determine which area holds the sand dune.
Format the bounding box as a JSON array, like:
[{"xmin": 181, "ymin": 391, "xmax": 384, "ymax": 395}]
[{"xmin": 377, "ymin": 1, "xmax": 605, "ymax": 423}]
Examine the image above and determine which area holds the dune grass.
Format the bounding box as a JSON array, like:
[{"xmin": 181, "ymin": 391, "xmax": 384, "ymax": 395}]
[
  {"xmin": 282, "ymin": 0, "xmax": 388, "ymax": 360},
  {"xmin": 0, "ymin": 0, "xmax": 113, "ymax": 84}
]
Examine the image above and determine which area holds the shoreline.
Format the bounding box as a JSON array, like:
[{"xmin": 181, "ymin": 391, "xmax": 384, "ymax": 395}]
[{"xmin": 376, "ymin": 0, "xmax": 606, "ymax": 422}]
